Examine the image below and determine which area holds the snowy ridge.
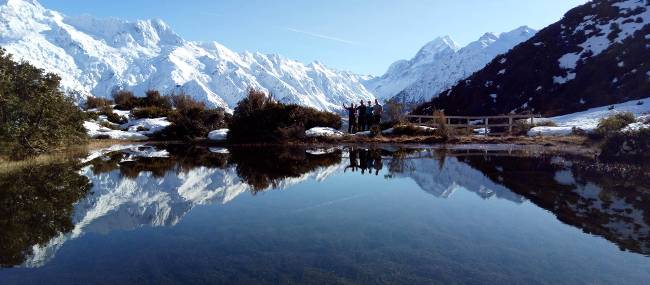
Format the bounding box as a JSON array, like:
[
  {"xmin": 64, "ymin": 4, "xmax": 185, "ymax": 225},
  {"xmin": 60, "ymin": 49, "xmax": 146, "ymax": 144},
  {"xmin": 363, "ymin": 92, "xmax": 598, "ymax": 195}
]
[
  {"xmin": 364, "ymin": 26, "xmax": 536, "ymax": 102},
  {"xmin": 0, "ymin": 0, "xmax": 374, "ymax": 111}
]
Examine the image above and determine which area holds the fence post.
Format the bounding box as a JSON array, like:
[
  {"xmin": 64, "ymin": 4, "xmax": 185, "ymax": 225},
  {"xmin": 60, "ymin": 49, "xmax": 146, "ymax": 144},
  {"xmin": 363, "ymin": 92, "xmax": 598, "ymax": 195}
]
[
  {"xmin": 508, "ymin": 116, "xmax": 513, "ymax": 135},
  {"xmin": 484, "ymin": 118, "xmax": 489, "ymax": 136}
]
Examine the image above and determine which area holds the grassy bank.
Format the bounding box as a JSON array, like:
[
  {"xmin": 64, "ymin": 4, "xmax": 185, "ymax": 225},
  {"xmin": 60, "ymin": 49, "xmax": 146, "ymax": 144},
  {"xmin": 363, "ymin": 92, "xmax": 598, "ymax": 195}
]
[{"xmin": 0, "ymin": 140, "xmax": 132, "ymax": 173}]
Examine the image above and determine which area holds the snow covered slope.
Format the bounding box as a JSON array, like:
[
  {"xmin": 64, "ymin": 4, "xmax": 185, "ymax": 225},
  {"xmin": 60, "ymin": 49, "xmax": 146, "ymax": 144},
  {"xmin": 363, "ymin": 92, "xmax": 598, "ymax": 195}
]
[
  {"xmin": 364, "ymin": 26, "xmax": 536, "ymax": 103},
  {"xmin": 0, "ymin": 0, "xmax": 374, "ymax": 111},
  {"xmin": 529, "ymin": 97, "xmax": 650, "ymax": 136},
  {"xmin": 421, "ymin": 0, "xmax": 650, "ymax": 117}
]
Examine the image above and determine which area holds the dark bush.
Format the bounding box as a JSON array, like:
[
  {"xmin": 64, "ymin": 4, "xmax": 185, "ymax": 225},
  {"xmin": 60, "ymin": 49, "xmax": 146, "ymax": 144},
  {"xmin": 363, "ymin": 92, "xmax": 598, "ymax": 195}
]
[
  {"xmin": 600, "ymin": 128, "xmax": 650, "ymax": 164},
  {"xmin": 132, "ymin": 106, "xmax": 173, "ymax": 119},
  {"xmin": 143, "ymin": 90, "xmax": 172, "ymax": 109},
  {"xmin": 85, "ymin": 96, "xmax": 113, "ymax": 110},
  {"xmin": 228, "ymin": 89, "xmax": 341, "ymax": 143},
  {"xmin": 113, "ymin": 89, "xmax": 174, "ymax": 111},
  {"xmin": 99, "ymin": 106, "xmax": 127, "ymax": 125},
  {"xmin": 113, "ymin": 90, "xmax": 137, "ymax": 110},
  {"xmin": 156, "ymin": 95, "xmax": 228, "ymax": 141}
]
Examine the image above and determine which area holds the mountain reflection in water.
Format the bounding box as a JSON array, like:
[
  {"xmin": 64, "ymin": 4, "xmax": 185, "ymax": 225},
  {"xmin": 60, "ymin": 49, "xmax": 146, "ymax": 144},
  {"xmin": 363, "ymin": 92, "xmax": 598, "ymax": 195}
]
[{"xmin": 0, "ymin": 144, "xmax": 649, "ymax": 278}]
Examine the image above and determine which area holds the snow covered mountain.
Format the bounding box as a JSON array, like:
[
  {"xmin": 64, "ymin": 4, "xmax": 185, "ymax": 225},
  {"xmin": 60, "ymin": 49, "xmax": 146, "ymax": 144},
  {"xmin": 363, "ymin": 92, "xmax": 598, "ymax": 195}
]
[
  {"xmin": 0, "ymin": 0, "xmax": 374, "ymax": 112},
  {"xmin": 363, "ymin": 26, "xmax": 536, "ymax": 103},
  {"xmin": 419, "ymin": 0, "xmax": 650, "ymax": 116}
]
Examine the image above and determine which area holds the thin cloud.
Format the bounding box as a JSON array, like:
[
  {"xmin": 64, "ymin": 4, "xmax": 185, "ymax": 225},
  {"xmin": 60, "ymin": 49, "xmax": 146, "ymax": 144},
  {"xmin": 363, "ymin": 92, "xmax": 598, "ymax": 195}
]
[
  {"xmin": 200, "ymin": 11, "xmax": 222, "ymax": 17},
  {"xmin": 284, "ymin": 27, "xmax": 359, "ymax": 45}
]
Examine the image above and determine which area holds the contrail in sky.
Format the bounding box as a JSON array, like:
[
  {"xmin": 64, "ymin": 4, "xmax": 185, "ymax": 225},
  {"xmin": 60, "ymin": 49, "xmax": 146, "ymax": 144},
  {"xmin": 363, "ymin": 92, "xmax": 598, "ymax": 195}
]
[{"xmin": 285, "ymin": 27, "xmax": 359, "ymax": 45}]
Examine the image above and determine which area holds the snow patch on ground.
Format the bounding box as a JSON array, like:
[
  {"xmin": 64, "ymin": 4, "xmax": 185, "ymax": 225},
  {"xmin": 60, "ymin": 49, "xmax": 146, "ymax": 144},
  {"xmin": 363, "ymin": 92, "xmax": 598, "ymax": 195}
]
[
  {"xmin": 553, "ymin": 72, "xmax": 576, "ymax": 85},
  {"xmin": 121, "ymin": 117, "xmax": 171, "ymax": 135},
  {"xmin": 84, "ymin": 121, "xmax": 149, "ymax": 141},
  {"xmin": 528, "ymin": 126, "xmax": 575, "ymax": 137},
  {"xmin": 305, "ymin": 127, "xmax": 344, "ymax": 138}
]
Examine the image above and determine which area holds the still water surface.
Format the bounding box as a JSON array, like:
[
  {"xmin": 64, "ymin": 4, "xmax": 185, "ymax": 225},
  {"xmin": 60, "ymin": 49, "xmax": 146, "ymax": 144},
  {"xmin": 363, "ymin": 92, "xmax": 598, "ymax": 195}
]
[{"xmin": 1, "ymin": 144, "xmax": 649, "ymax": 284}]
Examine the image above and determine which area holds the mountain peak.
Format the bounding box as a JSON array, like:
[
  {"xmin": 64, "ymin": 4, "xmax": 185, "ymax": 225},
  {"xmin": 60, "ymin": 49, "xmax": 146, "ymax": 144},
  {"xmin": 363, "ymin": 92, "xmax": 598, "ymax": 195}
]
[
  {"xmin": 500, "ymin": 25, "xmax": 537, "ymax": 39},
  {"xmin": 364, "ymin": 26, "xmax": 536, "ymax": 101},
  {"xmin": 0, "ymin": 0, "xmax": 44, "ymax": 10},
  {"xmin": 419, "ymin": 36, "xmax": 459, "ymax": 53},
  {"xmin": 412, "ymin": 35, "xmax": 459, "ymax": 63}
]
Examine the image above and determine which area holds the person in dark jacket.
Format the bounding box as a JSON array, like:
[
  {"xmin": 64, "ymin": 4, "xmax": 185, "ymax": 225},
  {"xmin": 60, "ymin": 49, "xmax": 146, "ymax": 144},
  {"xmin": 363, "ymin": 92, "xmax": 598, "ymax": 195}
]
[
  {"xmin": 343, "ymin": 103, "xmax": 356, "ymax": 133},
  {"xmin": 373, "ymin": 99, "xmax": 383, "ymax": 125},
  {"xmin": 356, "ymin": 101, "xmax": 367, "ymax": 131}
]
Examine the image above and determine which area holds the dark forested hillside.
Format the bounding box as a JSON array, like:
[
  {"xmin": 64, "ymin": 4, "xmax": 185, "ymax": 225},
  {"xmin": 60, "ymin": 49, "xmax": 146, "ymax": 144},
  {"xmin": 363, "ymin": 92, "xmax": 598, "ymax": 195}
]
[{"xmin": 417, "ymin": 0, "xmax": 650, "ymax": 116}]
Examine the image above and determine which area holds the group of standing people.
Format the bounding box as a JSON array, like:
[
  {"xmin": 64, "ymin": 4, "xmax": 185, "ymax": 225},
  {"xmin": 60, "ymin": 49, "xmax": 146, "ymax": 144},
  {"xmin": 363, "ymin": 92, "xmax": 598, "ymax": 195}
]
[{"xmin": 343, "ymin": 99, "xmax": 383, "ymax": 133}]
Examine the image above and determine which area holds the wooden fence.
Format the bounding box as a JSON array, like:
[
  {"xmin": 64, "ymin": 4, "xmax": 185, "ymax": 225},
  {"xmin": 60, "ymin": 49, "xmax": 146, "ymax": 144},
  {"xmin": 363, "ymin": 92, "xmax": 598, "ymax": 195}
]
[{"xmin": 405, "ymin": 114, "xmax": 542, "ymax": 136}]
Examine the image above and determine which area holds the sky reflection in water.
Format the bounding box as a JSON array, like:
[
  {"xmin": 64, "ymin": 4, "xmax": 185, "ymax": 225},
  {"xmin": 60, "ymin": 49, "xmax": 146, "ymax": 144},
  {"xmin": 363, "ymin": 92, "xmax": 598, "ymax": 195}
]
[{"xmin": 1, "ymin": 144, "xmax": 650, "ymax": 284}]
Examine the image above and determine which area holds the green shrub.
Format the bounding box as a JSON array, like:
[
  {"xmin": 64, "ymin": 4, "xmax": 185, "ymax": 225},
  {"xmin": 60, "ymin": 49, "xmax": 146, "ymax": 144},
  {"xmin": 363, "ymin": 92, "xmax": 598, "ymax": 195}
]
[
  {"xmin": 536, "ymin": 120, "xmax": 558, "ymax": 127},
  {"xmin": 132, "ymin": 106, "xmax": 172, "ymax": 119},
  {"xmin": 596, "ymin": 112, "xmax": 636, "ymax": 138},
  {"xmin": 228, "ymin": 89, "xmax": 341, "ymax": 143},
  {"xmin": 85, "ymin": 96, "xmax": 113, "ymax": 110},
  {"xmin": 390, "ymin": 124, "xmax": 434, "ymax": 136},
  {"xmin": 600, "ymin": 128, "xmax": 650, "ymax": 163},
  {"xmin": 99, "ymin": 106, "xmax": 127, "ymax": 124},
  {"xmin": 85, "ymin": 111, "xmax": 100, "ymax": 121},
  {"xmin": 513, "ymin": 119, "xmax": 557, "ymax": 136},
  {"xmin": 369, "ymin": 125, "xmax": 382, "ymax": 137},
  {"xmin": 0, "ymin": 48, "xmax": 87, "ymax": 155}
]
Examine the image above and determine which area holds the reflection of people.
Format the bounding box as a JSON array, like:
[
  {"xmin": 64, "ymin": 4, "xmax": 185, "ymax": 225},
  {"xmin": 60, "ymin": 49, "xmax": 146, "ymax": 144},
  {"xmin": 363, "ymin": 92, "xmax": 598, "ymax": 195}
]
[
  {"xmin": 359, "ymin": 149, "xmax": 369, "ymax": 174},
  {"xmin": 372, "ymin": 150, "xmax": 383, "ymax": 175},
  {"xmin": 345, "ymin": 148, "xmax": 382, "ymax": 175},
  {"xmin": 345, "ymin": 147, "xmax": 359, "ymax": 172},
  {"xmin": 343, "ymin": 103, "xmax": 356, "ymax": 133}
]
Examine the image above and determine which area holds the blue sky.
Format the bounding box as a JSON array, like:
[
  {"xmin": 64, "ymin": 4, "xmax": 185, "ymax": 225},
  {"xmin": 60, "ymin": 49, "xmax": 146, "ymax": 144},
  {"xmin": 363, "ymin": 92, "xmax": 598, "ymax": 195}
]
[{"xmin": 39, "ymin": 0, "xmax": 588, "ymax": 75}]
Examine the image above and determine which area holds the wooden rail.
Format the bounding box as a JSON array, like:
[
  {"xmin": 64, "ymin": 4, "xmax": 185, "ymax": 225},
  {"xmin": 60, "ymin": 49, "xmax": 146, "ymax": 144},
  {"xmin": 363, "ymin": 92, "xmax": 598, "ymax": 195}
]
[{"xmin": 405, "ymin": 114, "xmax": 542, "ymax": 136}]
